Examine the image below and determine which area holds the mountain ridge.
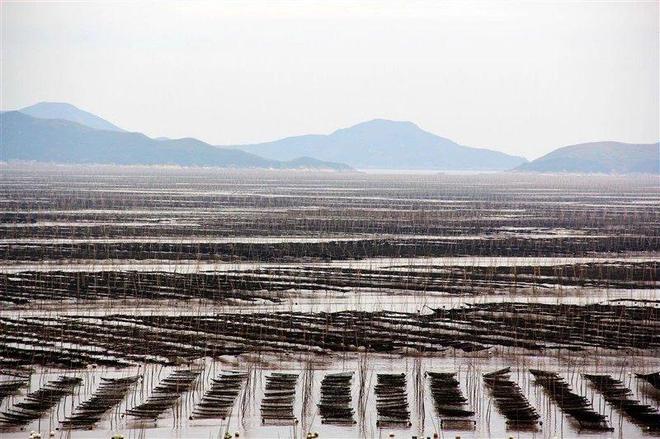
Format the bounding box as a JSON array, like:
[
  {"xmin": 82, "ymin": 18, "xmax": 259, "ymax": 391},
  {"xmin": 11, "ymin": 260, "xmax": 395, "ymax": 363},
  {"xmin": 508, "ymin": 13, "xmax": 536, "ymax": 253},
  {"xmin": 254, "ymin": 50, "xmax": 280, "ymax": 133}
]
[
  {"xmin": 229, "ymin": 118, "xmax": 528, "ymax": 170},
  {"xmin": 516, "ymin": 141, "xmax": 659, "ymax": 174},
  {"xmin": 19, "ymin": 102, "xmax": 125, "ymax": 132},
  {"xmin": 0, "ymin": 111, "xmax": 351, "ymax": 170},
  {"xmin": 6, "ymin": 102, "xmax": 657, "ymax": 174}
]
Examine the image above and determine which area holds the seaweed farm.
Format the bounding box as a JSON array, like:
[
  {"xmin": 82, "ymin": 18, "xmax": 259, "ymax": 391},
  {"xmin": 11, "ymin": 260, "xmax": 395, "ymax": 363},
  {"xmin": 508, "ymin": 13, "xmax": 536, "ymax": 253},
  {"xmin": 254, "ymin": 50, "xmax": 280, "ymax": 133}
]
[{"xmin": 0, "ymin": 165, "xmax": 658, "ymax": 438}]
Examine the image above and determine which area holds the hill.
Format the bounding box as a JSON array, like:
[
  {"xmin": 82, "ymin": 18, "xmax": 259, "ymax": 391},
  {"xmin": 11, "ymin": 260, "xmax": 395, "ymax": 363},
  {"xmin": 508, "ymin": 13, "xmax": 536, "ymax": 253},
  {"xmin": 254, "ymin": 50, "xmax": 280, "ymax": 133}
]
[
  {"xmin": 0, "ymin": 111, "xmax": 351, "ymax": 170},
  {"xmin": 231, "ymin": 119, "xmax": 527, "ymax": 170},
  {"xmin": 516, "ymin": 141, "xmax": 659, "ymax": 174},
  {"xmin": 19, "ymin": 102, "xmax": 125, "ymax": 132}
]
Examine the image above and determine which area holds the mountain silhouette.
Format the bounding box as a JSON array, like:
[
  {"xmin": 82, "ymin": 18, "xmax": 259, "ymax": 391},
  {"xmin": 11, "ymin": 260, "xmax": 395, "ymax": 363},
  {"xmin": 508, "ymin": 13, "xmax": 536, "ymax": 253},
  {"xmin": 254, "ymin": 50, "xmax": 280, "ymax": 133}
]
[
  {"xmin": 231, "ymin": 119, "xmax": 527, "ymax": 170},
  {"xmin": 19, "ymin": 102, "xmax": 125, "ymax": 132},
  {"xmin": 516, "ymin": 141, "xmax": 659, "ymax": 174},
  {"xmin": 0, "ymin": 111, "xmax": 351, "ymax": 170}
]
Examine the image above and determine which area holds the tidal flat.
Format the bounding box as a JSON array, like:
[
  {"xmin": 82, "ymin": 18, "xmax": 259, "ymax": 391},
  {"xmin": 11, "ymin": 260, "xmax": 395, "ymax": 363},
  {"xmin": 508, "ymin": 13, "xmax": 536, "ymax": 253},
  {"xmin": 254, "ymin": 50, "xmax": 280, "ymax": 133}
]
[{"xmin": 1, "ymin": 165, "xmax": 658, "ymax": 438}]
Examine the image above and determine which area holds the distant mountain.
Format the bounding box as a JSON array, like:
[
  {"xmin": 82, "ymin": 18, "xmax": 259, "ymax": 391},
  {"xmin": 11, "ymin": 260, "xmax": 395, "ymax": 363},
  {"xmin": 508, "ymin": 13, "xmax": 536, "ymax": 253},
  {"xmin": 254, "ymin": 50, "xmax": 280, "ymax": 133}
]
[
  {"xmin": 230, "ymin": 119, "xmax": 527, "ymax": 170},
  {"xmin": 19, "ymin": 102, "xmax": 125, "ymax": 132},
  {"xmin": 284, "ymin": 156, "xmax": 352, "ymax": 170},
  {"xmin": 0, "ymin": 111, "xmax": 351, "ymax": 170},
  {"xmin": 516, "ymin": 141, "xmax": 659, "ymax": 174}
]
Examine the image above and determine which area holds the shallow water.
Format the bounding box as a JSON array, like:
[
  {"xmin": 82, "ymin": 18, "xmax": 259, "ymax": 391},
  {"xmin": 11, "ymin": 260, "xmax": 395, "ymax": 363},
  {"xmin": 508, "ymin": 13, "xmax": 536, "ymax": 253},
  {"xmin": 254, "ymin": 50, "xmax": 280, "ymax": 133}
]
[
  {"xmin": 0, "ymin": 232, "xmax": 610, "ymax": 245},
  {"xmin": 1, "ymin": 256, "xmax": 657, "ymax": 274},
  {"xmin": 1, "ymin": 168, "xmax": 658, "ymax": 438},
  {"xmin": 2, "ymin": 353, "xmax": 659, "ymax": 439},
  {"xmin": 3, "ymin": 286, "xmax": 658, "ymax": 318}
]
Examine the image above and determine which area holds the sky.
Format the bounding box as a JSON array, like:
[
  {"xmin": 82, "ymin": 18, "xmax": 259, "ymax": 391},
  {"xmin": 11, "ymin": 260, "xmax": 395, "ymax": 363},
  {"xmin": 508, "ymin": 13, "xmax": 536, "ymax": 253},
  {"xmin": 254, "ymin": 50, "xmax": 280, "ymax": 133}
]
[{"xmin": 1, "ymin": 1, "xmax": 658, "ymax": 159}]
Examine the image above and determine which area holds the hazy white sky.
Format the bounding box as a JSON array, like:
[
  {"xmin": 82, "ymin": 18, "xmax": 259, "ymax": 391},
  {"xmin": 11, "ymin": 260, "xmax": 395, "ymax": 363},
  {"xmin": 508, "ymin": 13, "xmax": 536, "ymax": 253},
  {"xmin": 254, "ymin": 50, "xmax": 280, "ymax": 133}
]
[{"xmin": 1, "ymin": 1, "xmax": 658, "ymax": 159}]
